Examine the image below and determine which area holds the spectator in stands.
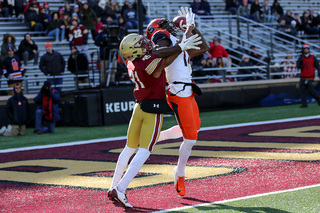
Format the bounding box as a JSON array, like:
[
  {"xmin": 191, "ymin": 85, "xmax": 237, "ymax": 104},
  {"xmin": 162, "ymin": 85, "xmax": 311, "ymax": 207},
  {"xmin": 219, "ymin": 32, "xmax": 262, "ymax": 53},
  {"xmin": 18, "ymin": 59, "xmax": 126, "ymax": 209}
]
[
  {"xmin": 23, "ymin": 0, "xmax": 41, "ymax": 14},
  {"xmin": 212, "ymin": 56, "xmax": 227, "ymax": 77},
  {"xmin": 38, "ymin": 7, "xmax": 49, "ymax": 31},
  {"xmin": 61, "ymin": 12, "xmax": 71, "ymax": 41},
  {"xmin": 33, "ymin": 81, "xmax": 60, "ymax": 135},
  {"xmin": 67, "ymin": 45, "xmax": 89, "ymax": 89},
  {"xmin": 81, "ymin": 2, "xmax": 98, "ymax": 40},
  {"xmin": 208, "ymin": 37, "xmax": 231, "ymax": 68},
  {"xmin": 24, "ymin": 3, "xmax": 43, "ymax": 31},
  {"xmin": 200, "ymin": 0, "xmax": 211, "ymax": 15},
  {"xmin": 314, "ymin": 11, "xmax": 320, "ymax": 28},
  {"xmin": 107, "ymin": 0, "xmax": 121, "ymax": 20},
  {"xmin": 75, "ymin": 0, "xmax": 84, "ymax": 13},
  {"xmin": 94, "ymin": 25, "xmax": 115, "ymax": 84},
  {"xmin": 190, "ymin": 0, "xmax": 207, "ymax": 16},
  {"xmin": 2, "ymin": 46, "xmax": 24, "ymax": 95},
  {"xmin": 1, "ymin": 83, "xmax": 30, "ymax": 136},
  {"xmin": 275, "ymin": 18, "xmax": 290, "ymax": 41},
  {"xmin": 283, "ymin": 10, "xmax": 294, "ymax": 25},
  {"xmin": 308, "ymin": 9, "xmax": 316, "ymax": 26},
  {"xmin": 0, "ymin": 0, "xmax": 9, "ymax": 17},
  {"xmin": 261, "ymin": 0, "xmax": 274, "ymax": 23},
  {"xmin": 271, "ymin": 0, "xmax": 283, "ymax": 22},
  {"xmin": 133, "ymin": 0, "xmax": 151, "ymax": 24},
  {"xmin": 296, "ymin": 43, "xmax": 320, "ymax": 108},
  {"xmin": 58, "ymin": 6, "xmax": 64, "ymax": 19},
  {"xmin": 39, "ymin": 42, "xmax": 65, "ymax": 93},
  {"xmin": 286, "ymin": 20, "xmax": 301, "ymax": 39},
  {"xmin": 46, "ymin": 12, "xmax": 65, "ymax": 43},
  {"xmin": 190, "ymin": 55, "xmax": 207, "ymax": 84},
  {"xmin": 63, "ymin": 3, "xmax": 73, "ymax": 17},
  {"xmin": 280, "ymin": 53, "xmax": 297, "ymax": 79},
  {"xmin": 6, "ymin": 0, "xmax": 16, "ymax": 17},
  {"xmin": 42, "ymin": 2, "xmax": 51, "ymax": 20},
  {"xmin": 94, "ymin": 0, "xmax": 108, "ymax": 24},
  {"xmin": 237, "ymin": 55, "xmax": 258, "ymax": 81},
  {"xmin": 225, "ymin": 0, "xmax": 238, "ymax": 15},
  {"xmin": 293, "ymin": 12, "xmax": 304, "ymax": 37},
  {"xmin": 301, "ymin": 11, "xmax": 320, "ymax": 35},
  {"xmin": 237, "ymin": 0, "xmax": 255, "ymax": 21},
  {"xmin": 249, "ymin": 45, "xmax": 265, "ymax": 65},
  {"xmin": 250, "ymin": 0, "xmax": 262, "ymax": 22},
  {"xmin": 1, "ymin": 33, "xmax": 17, "ymax": 61},
  {"xmin": 118, "ymin": 15, "xmax": 128, "ymax": 41},
  {"xmin": 7, "ymin": 0, "xmax": 23, "ymax": 18},
  {"xmin": 94, "ymin": 17, "xmax": 106, "ymax": 36},
  {"xmin": 123, "ymin": 3, "xmax": 138, "ymax": 29},
  {"xmin": 72, "ymin": 4, "xmax": 81, "ymax": 21},
  {"xmin": 17, "ymin": 33, "xmax": 39, "ymax": 66},
  {"xmin": 120, "ymin": 0, "xmax": 129, "ymax": 17},
  {"xmin": 69, "ymin": 17, "xmax": 90, "ymax": 60}
]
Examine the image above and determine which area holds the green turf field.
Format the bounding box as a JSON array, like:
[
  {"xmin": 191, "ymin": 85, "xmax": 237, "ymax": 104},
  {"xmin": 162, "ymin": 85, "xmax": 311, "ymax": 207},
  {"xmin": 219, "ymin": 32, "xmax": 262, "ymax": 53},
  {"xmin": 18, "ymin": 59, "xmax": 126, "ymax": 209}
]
[
  {"xmin": 0, "ymin": 103, "xmax": 319, "ymax": 150},
  {"xmin": 169, "ymin": 184, "xmax": 320, "ymax": 213}
]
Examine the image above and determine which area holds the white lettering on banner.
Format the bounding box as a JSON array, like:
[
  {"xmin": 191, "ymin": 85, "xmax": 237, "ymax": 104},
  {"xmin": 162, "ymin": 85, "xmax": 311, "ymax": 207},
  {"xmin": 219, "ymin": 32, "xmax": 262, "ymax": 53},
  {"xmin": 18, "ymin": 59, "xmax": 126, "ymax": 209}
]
[
  {"xmin": 114, "ymin": 102, "xmax": 120, "ymax": 112},
  {"xmin": 105, "ymin": 101, "xmax": 135, "ymax": 113}
]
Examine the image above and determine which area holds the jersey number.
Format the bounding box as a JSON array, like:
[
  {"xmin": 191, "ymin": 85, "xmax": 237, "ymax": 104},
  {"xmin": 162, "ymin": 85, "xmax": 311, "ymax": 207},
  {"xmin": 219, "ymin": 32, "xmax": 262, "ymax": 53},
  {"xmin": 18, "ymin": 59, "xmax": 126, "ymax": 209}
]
[
  {"xmin": 128, "ymin": 69, "xmax": 145, "ymax": 89},
  {"xmin": 74, "ymin": 29, "xmax": 83, "ymax": 38}
]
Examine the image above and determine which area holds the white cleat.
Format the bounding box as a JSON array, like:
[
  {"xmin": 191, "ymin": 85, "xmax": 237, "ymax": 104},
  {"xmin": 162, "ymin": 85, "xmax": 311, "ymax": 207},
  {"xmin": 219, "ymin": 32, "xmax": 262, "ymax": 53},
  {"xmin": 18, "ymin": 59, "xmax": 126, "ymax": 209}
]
[{"xmin": 111, "ymin": 187, "xmax": 133, "ymax": 208}]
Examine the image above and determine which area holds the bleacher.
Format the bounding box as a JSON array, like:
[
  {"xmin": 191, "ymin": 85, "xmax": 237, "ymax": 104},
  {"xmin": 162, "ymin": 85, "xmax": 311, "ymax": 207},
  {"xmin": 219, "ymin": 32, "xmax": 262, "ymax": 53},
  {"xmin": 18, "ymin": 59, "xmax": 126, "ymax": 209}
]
[{"xmin": 1, "ymin": 0, "xmax": 320, "ymax": 95}]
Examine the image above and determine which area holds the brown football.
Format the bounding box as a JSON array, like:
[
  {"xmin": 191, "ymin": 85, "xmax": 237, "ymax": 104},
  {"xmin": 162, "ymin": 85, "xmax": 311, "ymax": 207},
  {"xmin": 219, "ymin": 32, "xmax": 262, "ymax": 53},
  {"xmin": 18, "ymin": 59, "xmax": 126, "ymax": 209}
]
[{"xmin": 172, "ymin": 16, "xmax": 187, "ymax": 31}]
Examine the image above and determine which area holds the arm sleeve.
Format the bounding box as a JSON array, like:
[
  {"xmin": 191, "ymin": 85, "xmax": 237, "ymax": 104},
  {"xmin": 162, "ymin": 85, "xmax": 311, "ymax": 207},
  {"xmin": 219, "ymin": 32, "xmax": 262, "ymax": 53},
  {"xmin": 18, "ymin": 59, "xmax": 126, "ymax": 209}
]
[
  {"xmin": 296, "ymin": 56, "xmax": 303, "ymax": 69},
  {"xmin": 313, "ymin": 55, "xmax": 320, "ymax": 73}
]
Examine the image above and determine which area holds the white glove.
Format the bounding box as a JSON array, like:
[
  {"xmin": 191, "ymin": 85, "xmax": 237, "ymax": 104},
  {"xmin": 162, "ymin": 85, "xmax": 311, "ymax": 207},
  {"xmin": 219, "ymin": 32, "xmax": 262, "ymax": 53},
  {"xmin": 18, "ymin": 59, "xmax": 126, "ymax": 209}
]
[
  {"xmin": 178, "ymin": 34, "xmax": 202, "ymax": 51},
  {"xmin": 178, "ymin": 7, "xmax": 195, "ymax": 29}
]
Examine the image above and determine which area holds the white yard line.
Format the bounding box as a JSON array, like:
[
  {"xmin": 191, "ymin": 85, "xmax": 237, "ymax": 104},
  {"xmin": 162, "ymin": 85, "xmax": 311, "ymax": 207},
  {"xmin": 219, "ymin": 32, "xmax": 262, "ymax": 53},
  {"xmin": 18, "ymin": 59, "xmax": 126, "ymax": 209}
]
[
  {"xmin": 152, "ymin": 183, "xmax": 320, "ymax": 213},
  {"xmin": 1, "ymin": 115, "xmax": 320, "ymax": 154}
]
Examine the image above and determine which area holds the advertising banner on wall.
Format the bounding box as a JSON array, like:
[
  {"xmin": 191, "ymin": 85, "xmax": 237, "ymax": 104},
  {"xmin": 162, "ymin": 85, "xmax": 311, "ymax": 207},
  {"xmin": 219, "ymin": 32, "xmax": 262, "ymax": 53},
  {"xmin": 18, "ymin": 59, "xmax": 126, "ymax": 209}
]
[{"xmin": 101, "ymin": 87, "xmax": 135, "ymax": 125}]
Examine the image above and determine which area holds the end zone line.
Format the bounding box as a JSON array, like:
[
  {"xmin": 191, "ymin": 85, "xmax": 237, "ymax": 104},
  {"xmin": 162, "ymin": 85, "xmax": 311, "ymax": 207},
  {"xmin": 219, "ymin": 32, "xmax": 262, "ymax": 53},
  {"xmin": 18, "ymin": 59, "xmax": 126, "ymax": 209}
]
[
  {"xmin": 1, "ymin": 115, "xmax": 320, "ymax": 154},
  {"xmin": 152, "ymin": 183, "xmax": 320, "ymax": 213}
]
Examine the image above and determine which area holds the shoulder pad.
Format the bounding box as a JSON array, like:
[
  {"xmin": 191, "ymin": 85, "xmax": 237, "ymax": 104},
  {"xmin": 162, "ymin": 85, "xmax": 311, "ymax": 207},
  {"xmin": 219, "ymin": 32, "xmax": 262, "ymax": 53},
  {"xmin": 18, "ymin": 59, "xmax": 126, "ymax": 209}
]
[{"xmin": 151, "ymin": 30, "xmax": 171, "ymax": 45}]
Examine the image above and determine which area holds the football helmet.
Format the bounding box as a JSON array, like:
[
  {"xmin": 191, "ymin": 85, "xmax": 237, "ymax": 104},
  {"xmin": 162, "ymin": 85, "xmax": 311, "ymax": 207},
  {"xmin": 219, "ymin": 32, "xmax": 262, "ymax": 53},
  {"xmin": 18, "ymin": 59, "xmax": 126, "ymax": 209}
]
[
  {"xmin": 119, "ymin": 33, "xmax": 154, "ymax": 61},
  {"xmin": 146, "ymin": 18, "xmax": 177, "ymax": 40}
]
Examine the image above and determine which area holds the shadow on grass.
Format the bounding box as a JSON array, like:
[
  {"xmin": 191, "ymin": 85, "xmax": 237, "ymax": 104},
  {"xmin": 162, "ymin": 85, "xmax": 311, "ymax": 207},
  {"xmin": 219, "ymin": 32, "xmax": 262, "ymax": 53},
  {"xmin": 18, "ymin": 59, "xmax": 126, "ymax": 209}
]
[{"xmin": 174, "ymin": 203, "xmax": 291, "ymax": 213}]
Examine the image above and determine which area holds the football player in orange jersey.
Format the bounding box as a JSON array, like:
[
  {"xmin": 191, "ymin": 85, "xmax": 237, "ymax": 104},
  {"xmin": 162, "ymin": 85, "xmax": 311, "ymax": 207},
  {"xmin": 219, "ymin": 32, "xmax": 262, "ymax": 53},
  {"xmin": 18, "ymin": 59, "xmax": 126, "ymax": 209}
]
[
  {"xmin": 108, "ymin": 33, "xmax": 202, "ymax": 208},
  {"xmin": 147, "ymin": 7, "xmax": 209, "ymax": 197}
]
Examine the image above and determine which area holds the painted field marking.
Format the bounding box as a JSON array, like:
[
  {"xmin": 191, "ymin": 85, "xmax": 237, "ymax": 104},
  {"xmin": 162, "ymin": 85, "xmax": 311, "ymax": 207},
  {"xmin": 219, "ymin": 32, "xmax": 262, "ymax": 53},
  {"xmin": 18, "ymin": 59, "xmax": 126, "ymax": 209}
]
[
  {"xmin": 1, "ymin": 115, "xmax": 320, "ymax": 154},
  {"xmin": 153, "ymin": 183, "xmax": 320, "ymax": 213}
]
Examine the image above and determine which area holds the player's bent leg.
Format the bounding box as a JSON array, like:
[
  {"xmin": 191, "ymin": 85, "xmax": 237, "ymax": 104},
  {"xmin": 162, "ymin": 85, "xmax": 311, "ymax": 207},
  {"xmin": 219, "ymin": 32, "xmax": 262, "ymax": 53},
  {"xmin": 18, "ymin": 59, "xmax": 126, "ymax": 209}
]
[{"xmin": 158, "ymin": 125, "xmax": 183, "ymax": 142}]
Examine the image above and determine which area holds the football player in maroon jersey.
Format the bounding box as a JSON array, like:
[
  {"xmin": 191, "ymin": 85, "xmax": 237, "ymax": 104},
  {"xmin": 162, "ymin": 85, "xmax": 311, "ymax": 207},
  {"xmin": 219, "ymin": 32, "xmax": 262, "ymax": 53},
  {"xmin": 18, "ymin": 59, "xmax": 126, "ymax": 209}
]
[{"xmin": 108, "ymin": 33, "xmax": 202, "ymax": 208}]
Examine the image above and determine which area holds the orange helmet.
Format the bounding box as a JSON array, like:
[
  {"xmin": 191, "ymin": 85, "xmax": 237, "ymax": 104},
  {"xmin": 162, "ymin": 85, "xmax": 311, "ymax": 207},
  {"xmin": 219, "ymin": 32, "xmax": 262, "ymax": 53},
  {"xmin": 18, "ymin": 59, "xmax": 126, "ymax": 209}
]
[{"xmin": 146, "ymin": 18, "xmax": 177, "ymax": 40}]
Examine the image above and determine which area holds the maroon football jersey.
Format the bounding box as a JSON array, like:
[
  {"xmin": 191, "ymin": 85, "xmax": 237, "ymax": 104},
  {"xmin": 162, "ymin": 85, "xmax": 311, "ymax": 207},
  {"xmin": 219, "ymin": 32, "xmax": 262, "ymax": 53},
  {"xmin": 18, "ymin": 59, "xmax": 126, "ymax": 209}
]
[
  {"xmin": 127, "ymin": 53, "xmax": 166, "ymax": 101},
  {"xmin": 69, "ymin": 25, "xmax": 88, "ymax": 46}
]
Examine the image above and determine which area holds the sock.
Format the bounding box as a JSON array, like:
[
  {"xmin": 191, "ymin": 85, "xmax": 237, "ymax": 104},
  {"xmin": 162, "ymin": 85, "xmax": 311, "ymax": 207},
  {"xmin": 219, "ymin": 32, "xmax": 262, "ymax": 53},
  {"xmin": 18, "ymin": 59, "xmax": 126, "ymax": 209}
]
[
  {"xmin": 158, "ymin": 125, "xmax": 183, "ymax": 142},
  {"xmin": 117, "ymin": 148, "xmax": 150, "ymax": 192},
  {"xmin": 176, "ymin": 139, "xmax": 196, "ymax": 177},
  {"xmin": 110, "ymin": 145, "xmax": 136, "ymax": 189}
]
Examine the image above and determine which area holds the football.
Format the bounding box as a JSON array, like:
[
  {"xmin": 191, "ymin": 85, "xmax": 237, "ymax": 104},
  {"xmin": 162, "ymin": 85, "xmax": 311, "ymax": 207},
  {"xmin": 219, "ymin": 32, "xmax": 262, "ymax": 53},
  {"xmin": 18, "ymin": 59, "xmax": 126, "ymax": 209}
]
[{"xmin": 172, "ymin": 16, "xmax": 187, "ymax": 31}]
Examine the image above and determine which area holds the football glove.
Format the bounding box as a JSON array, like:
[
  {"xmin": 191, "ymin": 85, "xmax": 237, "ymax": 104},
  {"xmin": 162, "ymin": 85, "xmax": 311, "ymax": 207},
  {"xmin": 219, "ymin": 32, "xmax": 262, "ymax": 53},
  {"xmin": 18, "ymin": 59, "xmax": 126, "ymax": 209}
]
[{"xmin": 178, "ymin": 34, "xmax": 202, "ymax": 51}]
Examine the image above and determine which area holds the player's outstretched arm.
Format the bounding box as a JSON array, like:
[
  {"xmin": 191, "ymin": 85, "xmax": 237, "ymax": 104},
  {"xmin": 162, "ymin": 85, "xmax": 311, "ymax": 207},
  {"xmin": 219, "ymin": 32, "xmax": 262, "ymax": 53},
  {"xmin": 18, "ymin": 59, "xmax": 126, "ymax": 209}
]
[{"xmin": 187, "ymin": 27, "xmax": 209, "ymax": 58}]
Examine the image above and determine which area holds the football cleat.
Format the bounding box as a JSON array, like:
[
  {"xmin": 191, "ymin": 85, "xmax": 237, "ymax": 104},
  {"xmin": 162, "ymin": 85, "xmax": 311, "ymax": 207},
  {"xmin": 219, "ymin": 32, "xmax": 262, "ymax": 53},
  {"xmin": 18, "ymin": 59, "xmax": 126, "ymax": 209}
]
[
  {"xmin": 111, "ymin": 187, "xmax": 133, "ymax": 208},
  {"xmin": 174, "ymin": 166, "xmax": 186, "ymax": 196},
  {"xmin": 107, "ymin": 188, "xmax": 116, "ymax": 201}
]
